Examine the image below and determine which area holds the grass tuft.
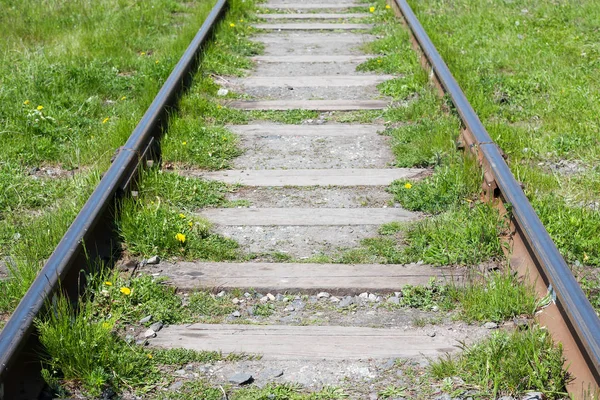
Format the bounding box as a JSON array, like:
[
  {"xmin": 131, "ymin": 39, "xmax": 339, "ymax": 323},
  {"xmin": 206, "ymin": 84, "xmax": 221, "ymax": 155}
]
[
  {"xmin": 458, "ymin": 271, "xmax": 537, "ymax": 323},
  {"xmin": 430, "ymin": 328, "xmax": 569, "ymax": 398},
  {"xmin": 118, "ymin": 199, "xmax": 238, "ymax": 261},
  {"xmin": 402, "ymin": 203, "xmax": 504, "ymax": 266},
  {"xmin": 391, "ymin": 158, "xmax": 481, "ymax": 214}
]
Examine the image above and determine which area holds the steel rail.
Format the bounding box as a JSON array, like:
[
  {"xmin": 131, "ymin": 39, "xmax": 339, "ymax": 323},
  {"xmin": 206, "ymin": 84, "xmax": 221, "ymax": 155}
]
[
  {"xmin": 0, "ymin": 0, "xmax": 228, "ymax": 388},
  {"xmin": 392, "ymin": 0, "xmax": 600, "ymax": 393}
]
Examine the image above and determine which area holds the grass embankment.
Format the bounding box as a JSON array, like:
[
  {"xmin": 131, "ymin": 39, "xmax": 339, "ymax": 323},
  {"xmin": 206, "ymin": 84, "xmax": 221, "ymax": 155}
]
[
  {"xmin": 15, "ymin": 0, "xmax": 260, "ymax": 397},
  {"xmin": 0, "ymin": 0, "xmax": 257, "ymax": 314},
  {"xmin": 404, "ymin": 0, "xmax": 600, "ymax": 308}
]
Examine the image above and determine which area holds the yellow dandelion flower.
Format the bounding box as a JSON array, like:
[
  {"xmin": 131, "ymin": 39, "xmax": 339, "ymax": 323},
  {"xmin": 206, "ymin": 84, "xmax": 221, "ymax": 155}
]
[
  {"xmin": 102, "ymin": 117, "xmax": 110, "ymax": 124},
  {"xmin": 239, "ymin": 19, "xmax": 244, "ymax": 22},
  {"xmin": 188, "ymin": 221, "xmax": 193, "ymax": 227},
  {"xmin": 121, "ymin": 96, "xmax": 127, "ymax": 100},
  {"xmin": 37, "ymin": 105, "xmax": 44, "ymax": 111},
  {"xmin": 179, "ymin": 213, "xmax": 186, "ymax": 218},
  {"xmin": 404, "ymin": 183, "xmax": 412, "ymax": 189},
  {"xmin": 120, "ymin": 287, "xmax": 132, "ymax": 295},
  {"xmin": 105, "ymin": 281, "xmax": 113, "ymax": 286},
  {"xmin": 155, "ymin": 60, "xmax": 159, "ymax": 64},
  {"xmin": 102, "ymin": 322, "xmax": 111, "ymax": 329},
  {"xmin": 23, "ymin": 100, "xmax": 30, "ymax": 105},
  {"xmin": 386, "ymin": 4, "xmax": 391, "ymax": 9},
  {"xmin": 377, "ymin": 59, "xmax": 382, "ymax": 63},
  {"xmin": 369, "ymin": 6, "xmax": 375, "ymax": 12},
  {"xmin": 140, "ymin": 51, "xmax": 146, "ymax": 56},
  {"xmin": 147, "ymin": 354, "xmax": 153, "ymax": 359},
  {"xmin": 584, "ymin": 253, "xmax": 589, "ymax": 262},
  {"xmin": 230, "ymin": 23, "xmax": 235, "ymax": 27},
  {"xmin": 182, "ymin": 141, "xmax": 187, "ymax": 145},
  {"xmin": 175, "ymin": 233, "xmax": 186, "ymax": 243}
]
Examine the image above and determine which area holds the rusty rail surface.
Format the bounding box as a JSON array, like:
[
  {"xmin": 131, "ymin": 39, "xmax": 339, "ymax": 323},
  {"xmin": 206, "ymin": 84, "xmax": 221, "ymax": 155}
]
[
  {"xmin": 389, "ymin": 0, "xmax": 600, "ymax": 397},
  {"xmin": 0, "ymin": 1, "xmax": 228, "ymax": 398}
]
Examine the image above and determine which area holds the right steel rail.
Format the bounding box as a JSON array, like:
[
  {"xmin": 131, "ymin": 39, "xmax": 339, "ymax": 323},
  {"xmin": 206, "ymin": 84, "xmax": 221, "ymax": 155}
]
[{"xmin": 391, "ymin": 0, "xmax": 600, "ymax": 396}]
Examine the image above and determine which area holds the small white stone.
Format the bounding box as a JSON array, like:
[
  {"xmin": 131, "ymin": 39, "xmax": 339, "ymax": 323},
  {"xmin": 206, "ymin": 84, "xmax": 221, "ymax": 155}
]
[
  {"xmin": 329, "ymin": 296, "xmax": 340, "ymax": 303},
  {"xmin": 266, "ymin": 293, "xmax": 275, "ymax": 301},
  {"xmin": 368, "ymin": 293, "xmax": 377, "ymax": 302},
  {"xmin": 143, "ymin": 328, "xmax": 156, "ymax": 338},
  {"xmin": 217, "ymin": 88, "xmax": 229, "ymax": 96},
  {"xmin": 317, "ymin": 292, "xmax": 330, "ymax": 299},
  {"xmin": 260, "ymin": 296, "xmax": 269, "ymax": 303},
  {"xmin": 232, "ymin": 298, "xmax": 240, "ymax": 305},
  {"xmin": 359, "ymin": 292, "xmax": 369, "ymax": 299},
  {"xmin": 146, "ymin": 255, "xmax": 160, "ymax": 265},
  {"xmin": 216, "ymin": 291, "xmax": 226, "ymax": 298}
]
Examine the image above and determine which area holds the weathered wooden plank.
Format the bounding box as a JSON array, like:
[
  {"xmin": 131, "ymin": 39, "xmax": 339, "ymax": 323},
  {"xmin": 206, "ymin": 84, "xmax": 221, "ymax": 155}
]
[
  {"xmin": 233, "ymin": 75, "xmax": 393, "ymax": 88},
  {"xmin": 254, "ymin": 23, "xmax": 372, "ymax": 31},
  {"xmin": 264, "ymin": 3, "xmax": 362, "ymax": 10},
  {"xmin": 186, "ymin": 168, "xmax": 426, "ymax": 186},
  {"xmin": 227, "ymin": 124, "xmax": 382, "ymax": 137},
  {"xmin": 228, "ymin": 99, "xmax": 388, "ymax": 111},
  {"xmin": 198, "ymin": 208, "xmax": 417, "ymax": 226},
  {"xmin": 252, "ymin": 55, "xmax": 372, "ymax": 63},
  {"xmin": 150, "ymin": 262, "xmax": 466, "ymax": 293},
  {"xmin": 149, "ymin": 324, "xmax": 460, "ymax": 360},
  {"xmin": 259, "ymin": 13, "xmax": 370, "ymax": 20}
]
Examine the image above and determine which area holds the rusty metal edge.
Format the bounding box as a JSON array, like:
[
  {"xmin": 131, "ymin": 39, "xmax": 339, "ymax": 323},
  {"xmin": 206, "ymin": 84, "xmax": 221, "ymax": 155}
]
[
  {"xmin": 389, "ymin": 0, "xmax": 600, "ymax": 396},
  {"xmin": 0, "ymin": 0, "xmax": 228, "ymax": 387}
]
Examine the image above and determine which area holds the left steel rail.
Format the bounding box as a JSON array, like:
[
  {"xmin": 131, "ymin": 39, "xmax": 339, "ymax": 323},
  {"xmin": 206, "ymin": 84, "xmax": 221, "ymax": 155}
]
[{"xmin": 0, "ymin": 0, "xmax": 228, "ymax": 396}]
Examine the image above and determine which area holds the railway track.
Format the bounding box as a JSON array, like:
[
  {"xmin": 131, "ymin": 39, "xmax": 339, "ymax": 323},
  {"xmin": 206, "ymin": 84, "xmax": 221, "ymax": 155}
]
[{"xmin": 1, "ymin": 0, "xmax": 599, "ymax": 398}]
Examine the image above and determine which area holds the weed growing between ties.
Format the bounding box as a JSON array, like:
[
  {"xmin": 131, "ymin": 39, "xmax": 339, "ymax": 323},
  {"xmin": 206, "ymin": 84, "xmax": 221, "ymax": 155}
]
[
  {"xmin": 153, "ymin": 381, "xmax": 349, "ymax": 400},
  {"xmin": 458, "ymin": 271, "xmax": 537, "ymax": 323},
  {"xmin": 135, "ymin": 168, "xmax": 237, "ymax": 210},
  {"xmin": 391, "ymin": 157, "xmax": 481, "ymax": 214},
  {"xmin": 36, "ymin": 290, "xmax": 245, "ymax": 397},
  {"xmin": 118, "ymin": 199, "xmax": 238, "ymax": 261},
  {"xmin": 90, "ymin": 272, "xmax": 238, "ymax": 326},
  {"xmin": 117, "ymin": 167, "xmax": 239, "ymax": 261},
  {"xmin": 328, "ymin": 203, "xmax": 503, "ymax": 267},
  {"xmin": 430, "ymin": 328, "xmax": 569, "ymax": 398}
]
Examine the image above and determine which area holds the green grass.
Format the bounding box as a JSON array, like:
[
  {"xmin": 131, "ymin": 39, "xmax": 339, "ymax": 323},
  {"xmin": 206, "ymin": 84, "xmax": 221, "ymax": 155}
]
[
  {"xmin": 0, "ymin": 0, "xmax": 252, "ymax": 314},
  {"xmin": 391, "ymin": 157, "xmax": 481, "ymax": 214},
  {"xmin": 323, "ymin": 202, "xmax": 503, "ymax": 267},
  {"xmin": 156, "ymin": 382, "xmax": 349, "ymax": 400},
  {"xmin": 396, "ymin": 279, "xmax": 456, "ymax": 311},
  {"xmin": 135, "ymin": 168, "xmax": 236, "ymax": 210},
  {"xmin": 401, "ymin": 203, "xmax": 504, "ymax": 266},
  {"xmin": 36, "ymin": 291, "xmax": 247, "ymax": 397},
  {"xmin": 118, "ymin": 198, "xmax": 238, "ymax": 261},
  {"xmin": 0, "ymin": 0, "xmax": 219, "ymax": 168},
  {"xmin": 430, "ymin": 328, "xmax": 569, "ymax": 398},
  {"xmin": 458, "ymin": 271, "xmax": 538, "ymax": 323},
  {"xmin": 402, "ymin": 0, "xmax": 600, "ymax": 288}
]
